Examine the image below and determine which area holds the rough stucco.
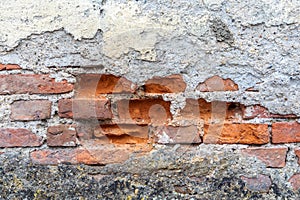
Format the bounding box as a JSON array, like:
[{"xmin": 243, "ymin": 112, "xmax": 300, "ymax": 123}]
[
  {"xmin": 0, "ymin": 0, "xmax": 299, "ymax": 115},
  {"xmin": 0, "ymin": 0, "xmax": 300, "ymax": 198}
]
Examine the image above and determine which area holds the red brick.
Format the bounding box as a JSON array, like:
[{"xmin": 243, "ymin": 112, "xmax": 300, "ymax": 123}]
[
  {"xmin": 295, "ymin": 148, "xmax": 300, "ymax": 165},
  {"xmin": 94, "ymin": 124, "xmax": 149, "ymax": 144},
  {"xmin": 242, "ymin": 147, "xmax": 287, "ymax": 168},
  {"xmin": 11, "ymin": 100, "xmax": 51, "ymax": 121},
  {"xmin": 116, "ymin": 98, "xmax": 172, "ymax": 124},
  {"xmin": 0, "ymin": 128, "xmax": 43, "ymax": 147},
  {"xmin": 289, "ymin": 174, "xmax": 300, "ymax": 190},
  {"xmin": 30, "ymin": 144, "xmax": 152, "ymax": 165},
  {"xmin": 241, "ymin": 174, "xmax": 272, "ymax": 193},
  {"xmin": 76, "ymin": 123, "xmax": 148, "ymax": 144},
  {"xmin": 75, "ymin": 74, "xmax": 136, "ymax": 97},
  {"xmin": 272, "ymin": 122, "xmax": 300, "ymax": 143},
  {"xmin": 58, "ymin": 98, "xmax": 112, "ymax": 119},
  {"xmin": 179, "ymin": 99, "xmax": 242, "ymax": 123},
  {"xmin": 0, "ymin": 64, "xmax": 21, "ymax": 70},
  {"xmin": 152, "ymin": 125, "xmax": 201, "ymax": 144},
  {"xmin": 203, "ymin": 123, "xmax": 269, "ymax": 144},
  {"xmin": 47, "ymin": 125, "xmax": 77, "ymax": 147},
  {"xmin": 196, "ymin": 75, "xmax": 238, "ymax": 92},
  {"xmin": 243, "ymin": 105, "xmax": 297, "ymax": 119},
  {"xmin": 0, "ymin": 74, "xmax": 73, "ymax": 94},
  {"xmin": 144, "ymin": 74, "xmax": 186, "ymax": 93}
]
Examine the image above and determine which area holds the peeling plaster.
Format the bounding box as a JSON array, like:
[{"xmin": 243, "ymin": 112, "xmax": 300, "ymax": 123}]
[{"xmin": 0, "ymin": 0, "xmax": 299, "ymax": 115}]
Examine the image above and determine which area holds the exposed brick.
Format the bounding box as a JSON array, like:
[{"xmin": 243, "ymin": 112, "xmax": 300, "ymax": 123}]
[
  {"xmin": 30, "ymin": 149, "xmax": 77, "ymax": 165},
  {"xmin": 11, "ymin": 100, "xmax": 52, "ymax": 121},
  {"xmin": 179, "ymin": 99, "xmax": 242, "ymax": 123},
  {"xmin": 144, "ymin": 74, "xmax": 186, "ymax": 93},
  {"xmin": 0, "ymin": 64, "xmax": 21, "ymax": 70},
  {"xmin": 116, "ymin": 98, "xmax": 172, "ymax": 124},
  {"xmin": 242, "ymin": 147, "xmax": 288, "ymax": 168},
  {"xmin": 152, "ymin": 125, "xmax": 201, "ymax": 144},
  {"xmin": 0, "ymin": 74, "xmax": 73, "ymax": 94},
  {"xmin": 196, "ymin": 75, "xmax": 238, "ymax": 92},
  {"xmin": 245, "ymin": 87, "xmax": 259, "ymax": 92},
  {"xmin": 289, "ymin": 174, "xmax": 300, "ymax": 190},
  {"xmin": 75, "ymin": 74, "xmax": 136, "ymax": 97},
  {"xmin": 0, "ymin": 128, "xmax": 43, "ymax": 147},
  {"xmin": 47, "ymin": 125, "xmax": 77, "ymax": 147},
  {"xmin": 241, "ymin": 174, "xmax": 272, "ymax": 193},
  {"xmin": 58, "ymin": 98, "xmax": 112, "ymax": 119},
  {"xmin": 30, "ymin": 144, "xmax": 152, "ymax": 165},
  {"xmin": 272, "ymin": 122, "xmax": 300, "ymax": 143},
  {"xmin": 203, "ymin": 123, "xmax": 269, "ymax": 144},
  {"xmin": 94, "ymin": 124, "xmax": 149, "ymax": 144},
  {"xmin": 295, "ymin": 148, "xmax": 300, "ymax": 165},
  {"xmin": 243, "ymin": 105, "xmax": 297, "ymax": 119}
]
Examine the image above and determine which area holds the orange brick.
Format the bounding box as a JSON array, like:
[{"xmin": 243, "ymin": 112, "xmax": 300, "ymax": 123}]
[
  {"xmin": 203, "ymin": 123, "xmax": 269, "ymax": 144},
  {"xmin": 179, "ymin": 99, "xmax": 242, "ymax": 123},
  {"xmin": 75, "ymin": 74, "xmax": 136, "ymax": 97},
  {"xmin": 116, "ymin": 98, "xmax": 172, "ymax": 124},
  {"xmin": 196, "ymin": 75, "xmax": 238, "ymax": 92},
  {"xmin": 94, "ymin": 124, "xmax": 149, "ymax": 144},
  {"xmin": 144, "ymin": 74, "xmax": 186, "ymax": 93}
]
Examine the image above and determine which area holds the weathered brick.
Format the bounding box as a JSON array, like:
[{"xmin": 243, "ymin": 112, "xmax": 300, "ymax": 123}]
[
  {"xmin": 295, "ymin": 148, "xmax": 300, "ymax": 165},
  {"xmin": 116, "ymin": 98, "xmax": 172, "ymax": 124},
  {"xmin": 241, "ymin": 174, "xmax": 272, "ymax": 193},
  {"xmin": 179, "ymin": 99, "xmax": 242, "ymax": 123},
  {"xmin": 152, "ymin": 125, "xmax": 201, "ymax": 144},
  {"xmin": 272, "ymin": 122, "xmax": 300, "ymax": 143},
  {"xmin": 94, "ymin": 124, "xmax": 149, "ymax": 144},
  {"xmin": 242, "ymin": 147, "xmax": 287, "ymax": 168},
  {"xmin": 30, "ymin": 144, "xmax": 152, "ymax": 165},
  {"xmin": 58, "ymin": 98, "xmax": 112, "ymax": 119},
  {"xmin": 30, "ymin": 149, "xmax": 77, "ymax": 165},
  {"xmin": 0, "ymin": 64, "xmax": 21, "ymax": 70},
  {"xmin": 0, "ymin": 128, "xmax": 43, "ymax": 147},
  {"xmin": 243, "ymin": 105, "xmax": 297, "ymax": 119},
  {"xmin": 11, "ymin": 100, "xmax": 52, "ymax": 121},
  {"xmin": 203, "ymin": 123, "xmax": 269, "ymax": 144},
  {"xmin": 196, "ymin": 75, "xmax": 238, "ymax": 92},
  {"xmin": 289, "ymin": 173, "xmax": 300, "ymax": 190},
  {"xmin": 47, "ymin": 125, "xmax": 77, "ymax": 147},
  {"xmin": 75, "ymin": 74, "xmax": 136, "ymax": 97},
  {"xmin": 144, "ymin": 74, "xmax": 186, "ymax": 93},
  {"xmin": 0, "ymin": 74, "xmax": 73, "ymax": 94}
]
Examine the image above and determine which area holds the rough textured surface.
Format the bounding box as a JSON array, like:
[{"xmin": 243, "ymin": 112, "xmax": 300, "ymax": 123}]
[
  {"xmin": 0, "ymin": 146, "xmax": 299, "ymax": 199},
  {"xmin": 0, "ymin": 0, "xmax": 300, "ymax": 198},
  {"xmin": 242, "ymin": 147, "xmax": 288, "ymax": 168},
  {"xmin": 0, "ymin": 128, "xmax": 43, "ymax": 147},
  {"xmin": 11, "ymin": 100, "xmax": 52, "ymax": 121}
]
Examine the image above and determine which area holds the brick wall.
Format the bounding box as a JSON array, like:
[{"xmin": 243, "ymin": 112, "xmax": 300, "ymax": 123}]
[{"xmin": 1, "ymin": 64, "xmax": 300, "ymax": 191}]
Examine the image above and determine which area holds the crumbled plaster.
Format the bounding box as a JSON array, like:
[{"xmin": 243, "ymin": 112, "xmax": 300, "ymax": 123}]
[{"xmin": 0, "ymin": 0, "xmax": 299, "ymax": 116}]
